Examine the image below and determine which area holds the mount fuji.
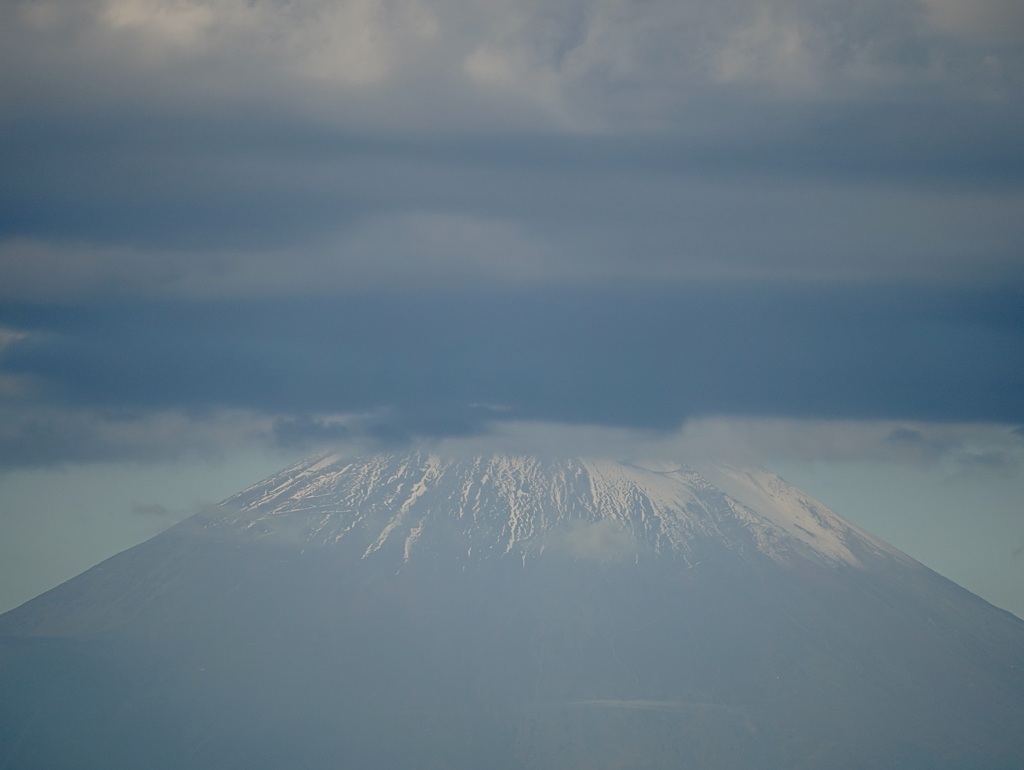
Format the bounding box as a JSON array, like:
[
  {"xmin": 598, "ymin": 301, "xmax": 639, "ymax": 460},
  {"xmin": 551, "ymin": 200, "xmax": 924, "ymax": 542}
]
[{"xmin": 2, "ymin": 451, "xmax": 1023, "ymax": 768}]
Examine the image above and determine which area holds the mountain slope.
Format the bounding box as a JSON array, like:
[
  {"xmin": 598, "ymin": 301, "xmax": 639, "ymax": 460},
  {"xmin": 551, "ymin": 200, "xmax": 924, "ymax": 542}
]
[{"xmin": 2, "ymin": 451, "xmax": 1023, "ymax": 769}]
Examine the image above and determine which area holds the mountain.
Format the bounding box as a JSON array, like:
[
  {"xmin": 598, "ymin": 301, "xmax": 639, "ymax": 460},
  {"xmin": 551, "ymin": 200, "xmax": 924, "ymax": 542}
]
[{"xmin": 2, "ymin": 451, "xmax": 1023, "ymax": 769}]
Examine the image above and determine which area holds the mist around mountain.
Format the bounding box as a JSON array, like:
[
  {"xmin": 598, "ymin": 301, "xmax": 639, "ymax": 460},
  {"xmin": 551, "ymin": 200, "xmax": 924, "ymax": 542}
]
[{"xmin": 2, "ymin": 451, "xmax": 1023, "ymax": 769}]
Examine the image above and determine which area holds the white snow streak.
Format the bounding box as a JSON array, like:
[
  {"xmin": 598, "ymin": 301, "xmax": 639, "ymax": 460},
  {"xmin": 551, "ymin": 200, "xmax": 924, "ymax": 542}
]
[{"xmin": 217, "ymin": 451, "xmax": 894, "ymax": 569}]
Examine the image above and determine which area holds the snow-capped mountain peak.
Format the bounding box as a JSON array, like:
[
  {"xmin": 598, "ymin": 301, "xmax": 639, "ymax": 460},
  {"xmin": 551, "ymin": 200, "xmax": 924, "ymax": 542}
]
[{"xmin": 212, "ymin": 451, "xmax": 905, "ymax": 569}]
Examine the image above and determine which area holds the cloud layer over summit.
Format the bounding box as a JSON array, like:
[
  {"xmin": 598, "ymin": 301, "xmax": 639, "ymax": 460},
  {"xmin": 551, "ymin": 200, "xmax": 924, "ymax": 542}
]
[{"xmin": 2, "ymin": 0, "xmax": 1024, "ymax": 461}]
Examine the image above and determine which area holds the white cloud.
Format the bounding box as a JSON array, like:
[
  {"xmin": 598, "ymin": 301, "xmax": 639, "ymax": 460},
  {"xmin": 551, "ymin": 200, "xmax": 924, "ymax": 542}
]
[
  {"xmin": 280, "ymin": 0, "xmax": 440, "ymax": 86},
  {"xmin": 93, "ymin": 0, "xmax": 442, "ymax": 83},
  {"xmin": 716, "ymin": 7, "xmax": 816, "ymax": 91},
  {"xmin": 102, "ymin": 0, "xmax": 218, "ymax": 49}
]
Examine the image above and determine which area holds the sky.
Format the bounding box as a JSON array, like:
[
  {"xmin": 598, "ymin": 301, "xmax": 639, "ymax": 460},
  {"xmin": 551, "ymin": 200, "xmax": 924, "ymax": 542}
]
[{"xmin": 1, "ymin": 0, "xmax": 1023, "ymax": 616}]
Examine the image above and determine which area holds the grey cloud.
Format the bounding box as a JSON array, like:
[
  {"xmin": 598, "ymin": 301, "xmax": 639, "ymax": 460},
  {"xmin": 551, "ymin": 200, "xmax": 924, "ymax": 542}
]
[
  {"xmin": 882, "ymin": 426, "xmax": 957, "ymax": 464},
  {"xmin": 0, "ymin": 285, "xmax": 1020, "ymax": 467},
  {"xmin": 7, "ymin": 0, "xmax": 1017, "ymax": 124},
  {"xmin": 954, "ymin": 449, "xmax": 1022, "ymax": 473},
  {"xmin": 922, "ymin": 0, "xmax": 1024, "ymax": 44},
  {"xmin": 886, "ymin": 427, "xmax": 927, "ymax": 444},
  {"xmin": 270, "ymin": 408, "xmax": 490, "ymax": 452},
  {"xmin": 3, "ymin": 127, "xmax": 1023, "ymax": 301},
  {"xmin": 882, "ymin": 425, "xmax": 1024, "ymax": 472},
  {"xmin": 3, "ymin": 0, "xmax": 1024, "ymax": 470},
  {"xmin": 3, "ymin": 0, "xmax": 1023, "ymax": 301},
  {"xmin": 272, "ymin": 415, "xmax": 354, "ymax": 449},
  {"xmin": 672, "ymin": 418, "xmax": 1024, "ymax": 475},
  {"xmin": 0, "ymin": 327, "xmax": 28, "ymax": 353},
  {"xmin": 4, "ymin": 0, "xmax": 1023, "ymax": 143},
  {"xmin": 0, "ymin": 403, "xmax": 275, "ymax": 469}
]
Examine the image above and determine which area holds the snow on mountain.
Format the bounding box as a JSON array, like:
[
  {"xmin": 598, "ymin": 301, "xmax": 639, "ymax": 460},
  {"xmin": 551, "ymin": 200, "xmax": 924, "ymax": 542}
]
[{"xmin": 210, "ymin": 450, "xmax": 908, "ymax": 570}]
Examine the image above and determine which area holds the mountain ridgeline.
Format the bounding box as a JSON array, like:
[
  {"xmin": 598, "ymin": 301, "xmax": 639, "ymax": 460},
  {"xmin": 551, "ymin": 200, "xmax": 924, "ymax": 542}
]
[{"xmin": 2, "ymin": 451, "xmax": 1023, "ymax": 769}]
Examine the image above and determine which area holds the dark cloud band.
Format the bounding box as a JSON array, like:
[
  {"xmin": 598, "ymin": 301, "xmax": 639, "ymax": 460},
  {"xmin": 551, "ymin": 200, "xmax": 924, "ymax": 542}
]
[{"xmin": 3, "ymin": 285, "xmax": 1021, "ymax": 439}]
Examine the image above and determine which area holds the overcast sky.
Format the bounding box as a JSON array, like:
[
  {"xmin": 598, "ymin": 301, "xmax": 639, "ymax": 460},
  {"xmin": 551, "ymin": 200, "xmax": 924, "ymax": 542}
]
[{"xmin": 1, "ymin": 0, "xmax": 1023, "ymax": 615}]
